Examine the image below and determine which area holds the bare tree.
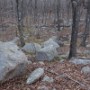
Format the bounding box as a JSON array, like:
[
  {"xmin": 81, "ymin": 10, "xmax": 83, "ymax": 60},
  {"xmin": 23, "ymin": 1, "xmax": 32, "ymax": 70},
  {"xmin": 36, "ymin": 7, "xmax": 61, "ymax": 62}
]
[
  {"xmin": 16, "ymin": 0, "xmax": 25, "ymax": 47},
  {"xmin": 69, "ymin": 0, "xmax": 81, "ymax": 59},
  {"xmin": 81, "ymin": 0, "xmax": 90, "ymax": 47},
  {"xmin": 56, "ymin": 0, "xmax": 61, "ymax": 31},
  {"xmin": 34, "ymin": 0, "xmax": 38, "ymax": 23}
]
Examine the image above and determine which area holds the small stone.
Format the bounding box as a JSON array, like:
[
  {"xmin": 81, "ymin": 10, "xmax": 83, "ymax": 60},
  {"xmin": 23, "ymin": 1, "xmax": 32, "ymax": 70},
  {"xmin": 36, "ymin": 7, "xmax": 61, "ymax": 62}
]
[
  {"xmin": 86, "ymin": 44, "xmax": 90, "ymax": 48},
  {"xmin": 42, "ymin": 75, "xmax": 54, "ymax": 83},
  {"xmin": 53, "ymin": 88, "xmax": 57, "ymax": 90},
  {"xmin": 26, "ymin": 88, "xmax": 31, "ymax": 90},
  {"xmin": 26, "ymin": 68, "xmax": 44, "ymax": 84},
  {"xmin": 38, "ymin": 61, "xmax": 45, "ymax": 65},
  {"xmin": 33, "ymin": 62, "xmax": 37, "ymax": 65},
  {"xmin": 81, "ymin": 66, "xmax": 90, "ymax": 74},
  {"xmin": 37, "ymin": 86, "xmax": 49, "ymax": 90}
]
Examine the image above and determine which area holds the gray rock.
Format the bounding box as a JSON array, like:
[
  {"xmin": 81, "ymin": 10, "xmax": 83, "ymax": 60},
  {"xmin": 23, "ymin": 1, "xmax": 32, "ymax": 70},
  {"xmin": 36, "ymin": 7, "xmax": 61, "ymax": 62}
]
[
  {"xmin": 81, "ymin": 66, "xmax": 90, "ymax": 74},
  {"xmin": 51, "ymin": 36, "xmax": 58, "ymax": 41},
  {"xmin": 83, "ymin": 50, "xmax": 90, "ymax": 55},
  {"xmin": 53, "ymin": 88, "xmax": 57, "ymax": 90},
  {"xmin": 70, "ymin": 58, "xmax": 90, "ymax": 65},
  {"xmin": 58, "ymin": 54, "xmax": 68, "ymax": 59},
  {"xmin": 42, "ymin": 75, "xmax": 54, "ymax": 83},
  {"xmin": 11, "ymin": 37, "xmax": 19, "ymax": 44},
  {"xmin": 26, "ymin": 68, "xmax": 44, "ymax": 84},
  {"xmin": 0, "ymin": 42, "xmax": 28, "ymax": 83},
  {"xmin": 86, "ymin": 44, "xmax": 90, "ymax": 48},
  {"xmin": 51, "ymin": 36, "xmax": 64, "ymax": 46},
  {"xmin": 37, "ymin": 86, "xmax": 49, "ymax": 90},
  {"xmin": 36, "ymin": 45, "xmax": 58, "ymax": 61},
  {"xmin": 42, "ymin": 38, "xmax": 59, "ymax": 49},
  {"xmin": 22, "ymin": 43, "xmax": 41, "ymax": 54},
  {"xmin": 38, "ymin": 61, "xmax": 45, "ymax": 65},
  {"xmin": 64, "ymin": 42, "xmax": 70, "ymax": 46}
]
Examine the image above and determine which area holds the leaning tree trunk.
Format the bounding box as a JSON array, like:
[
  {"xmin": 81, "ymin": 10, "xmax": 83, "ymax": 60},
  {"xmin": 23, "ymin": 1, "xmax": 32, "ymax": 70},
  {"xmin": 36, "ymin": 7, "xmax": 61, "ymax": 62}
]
[
  {"xmin": 68, "ymin": 0, "xmax": 81, "ymax": 59},
  {"xmin": 81, "ymin": 0, "xmax": 90, "ymax": 47},
  {"xmin": 16, "ymin": 0, "xmax": 25, "ymax": 47}
]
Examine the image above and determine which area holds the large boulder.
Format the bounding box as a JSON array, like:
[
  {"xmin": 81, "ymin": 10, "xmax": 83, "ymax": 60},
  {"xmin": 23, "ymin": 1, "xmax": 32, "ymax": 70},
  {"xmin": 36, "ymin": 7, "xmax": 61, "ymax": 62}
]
[
  {"xmin": 22, "ymin": 43, "xmax": 41, "ymax": 54},
  {"xmin": 42, "ymin": 38, "xmax": 60, "ymax": 49},
  {"xmin": 0, "ymin": 42, "xmax": 28, "ymax": 83},
  {"xmin": 36, "ymin": 45, "xmax": 58, "ymax": 61}
]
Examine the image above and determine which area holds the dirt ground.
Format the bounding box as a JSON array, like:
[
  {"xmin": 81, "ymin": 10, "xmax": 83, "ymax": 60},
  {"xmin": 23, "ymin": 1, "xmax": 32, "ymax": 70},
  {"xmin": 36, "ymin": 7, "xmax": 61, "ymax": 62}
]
[{"xmin": 0, "ymin": 59, "xmax": 90, "ymax": 90}]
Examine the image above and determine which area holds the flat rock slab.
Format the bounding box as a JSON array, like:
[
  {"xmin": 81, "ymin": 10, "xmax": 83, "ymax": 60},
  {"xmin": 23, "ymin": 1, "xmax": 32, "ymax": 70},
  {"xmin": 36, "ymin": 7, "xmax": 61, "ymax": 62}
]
[
  {"xmin": 26, "ymin": 68, "xmax": 44, "ymax": 84},
  {"xmin": 70, "ymin": 58, "xmax": 90, "ymax": 65}
]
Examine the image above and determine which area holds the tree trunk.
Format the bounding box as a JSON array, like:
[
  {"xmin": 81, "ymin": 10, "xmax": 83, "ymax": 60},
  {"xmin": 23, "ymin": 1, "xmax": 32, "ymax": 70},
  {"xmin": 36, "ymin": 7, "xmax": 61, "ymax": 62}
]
[
  {"xmin": 34, "ymin": 0, "xmax": 38, "ymax": 23},
  {"xmin": 56, "ymin": 0, "xmax": 61, "ymax": 31},
  {"xmin": 81, "ymin": 0, "xmax": 90, "ymax": 47},
  {"xmin": 16, "ymin": 0, "xmax": 25, "ymax": 47},
  {"xmin": 68, "ymin": 0, "xmax": 81, "ymax": 59}
]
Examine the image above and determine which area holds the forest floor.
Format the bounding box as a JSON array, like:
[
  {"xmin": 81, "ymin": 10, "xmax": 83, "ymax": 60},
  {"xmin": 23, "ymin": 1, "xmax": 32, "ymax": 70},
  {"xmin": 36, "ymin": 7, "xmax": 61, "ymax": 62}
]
[
  {"xmin": 0, "ymin": 58, "xmax": 90, "ymax": 90},
  {"xmin": 0, "ymin": 44, "xmax": 90, "ymax": 90},
  {"xmin": 0, "ymin": 27, "xmax": 90, "ymax": 90}
]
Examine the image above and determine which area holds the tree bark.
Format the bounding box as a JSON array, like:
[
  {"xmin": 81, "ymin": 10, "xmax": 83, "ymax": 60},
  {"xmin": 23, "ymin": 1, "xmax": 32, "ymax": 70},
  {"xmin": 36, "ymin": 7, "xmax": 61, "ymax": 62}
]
[
  {"xmin": 16, "ymin": 0, "xmax": 25, "ymax": 47},
  {"xmin": 56, "ymin": 0, "xmax": 61, "ymax": 31},
  {"xmin": 81, "ymin": 0, "xmax": 90, "ymax": 47},
  {"xmin": 68, "ymin": 0, "xmax": 81, "ymax": 59}
]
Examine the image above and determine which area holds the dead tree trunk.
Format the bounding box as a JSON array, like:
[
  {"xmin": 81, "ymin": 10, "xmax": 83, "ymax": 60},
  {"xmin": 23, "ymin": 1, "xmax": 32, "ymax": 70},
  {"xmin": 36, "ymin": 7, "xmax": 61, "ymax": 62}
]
[
  {"xmin": 16, "ymin": 0, "xmax": 25, "ymax": 47},
  {"xmin": 68, "ymin": 0, "xmax": 81, "ymax": 59}
]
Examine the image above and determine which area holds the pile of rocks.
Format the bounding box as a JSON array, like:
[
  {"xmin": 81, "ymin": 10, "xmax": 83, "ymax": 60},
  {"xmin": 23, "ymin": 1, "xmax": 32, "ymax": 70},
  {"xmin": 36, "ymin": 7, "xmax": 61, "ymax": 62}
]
[
  {"xmin": 26, "ymin": 68, "xmax": 54, "ymax": 84},
  {"xmin": 0, "ymin": 36, "xmax": 62, "ymax": 83},
  {"xmin": 22, "ymin": 36, "xmax": 62, "ymax": 61}
]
